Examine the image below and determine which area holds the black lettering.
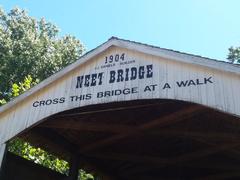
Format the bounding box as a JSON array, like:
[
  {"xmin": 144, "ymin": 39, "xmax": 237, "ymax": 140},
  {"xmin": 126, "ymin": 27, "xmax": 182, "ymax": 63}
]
[
  {"xmin": 84, "ymin": 75, "xmax": 90, "ymax": 87},
  {"xmin": 117, "ymin": 69, "xmax": 124, "ymax": 82},
  {"xmin": 123, "ymin": 88, "xmax": 130, "ymax": 94},
  {"xmin": 33, "ymin": 101, "xmax": 39, "ymax": 107},
  {"xmin": 115, "ymin": 54, "xmax": 119, "ymax": 62},
  {"xmin": 115, "ymin": 89, "xmax": 121, "ymax": 95},
  {"xmin": 132, "ymin": 87, "xmax": 138, "ymax": 93},
  {"xmin": 59, "ymin": 97, "xmax": 65, "ymax": 103},
  {"xmin": 86, "ymin": 94, "xmax": 92, "ymax": 100},
  {"xmin": 109, "ymin": 55, "xmax": 113, "ymax": 63},
  {"xmin": 176, "ymin": 80, "xmax": 188, "ymax": 87},
  {"xmin": 76, "ymin": 76, "xmax": 84, "ymax": 88},
  {"xmin": 120, "ymin": 53, "xmax": 125, "ymax": 60},
  {"xmin": 109, "ymin": 71, "xmax": 116, "ymax": 83},
  {"xmin": 196, "ymin": 79, "xmax": 204, "ymax": 85},
  {"xmin": 150, "ymin": 84, "xmax": 157, "ymax": 91},
  {"xmin": 163, "ymin": 83, "xmax": 171, "ymax": 89},
  {"xmin": 98, "ymin": 72, "xmax": 104, "ymax": 85},
  {"xmin": 91, "ymin": 73, "xmax": 97, "ymax": 86},
  {"xmin": 70, "ymin": 96, "xmax": 75, "ymax": 101},
  {"xmin": 39, "ymin": 101, "xmax": 45, "ymax": 106},
  {"xmin": 105, "ymin": 91, "xmax": 111, "ymax": 97},
  {"xmin": 125, "ymin": 68, "xmax": 129, "ymax": 81},
  {"xmin": 139, "ymin": 66, "xmax": 145, "ymax": 79},
  {"xmin": 204, "ymin": 77, "xmax": 213, "ymax": 84},
  {"xmin": 45, "ymin": 99, "xmax": 52, "ymax": 105},
  {"xmin": 53, "ymin": 98, "xmax": 59, "ymax": 104},
  {"xmin": 144, "ymin": 85, "xmax": 151, "ymax": 92},
  {"xmin": 188, "ymin": 80, "xmax": 196, "ymax": 86},
  {"xmin": 130, "ymin": 67, "xmax": 137, "ymax": 80},
  {"xmin": 97, "ymin": 92, "xmax": 103, "ymax": 98},
  {"xmin": 146, "ymin": 64, "xmax": 153, "ymax": 78}
]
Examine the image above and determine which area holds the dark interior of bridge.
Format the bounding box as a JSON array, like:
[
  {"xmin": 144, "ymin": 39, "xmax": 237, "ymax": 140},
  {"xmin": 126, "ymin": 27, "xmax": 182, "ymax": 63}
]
[{"xmin": 3, "ymin": 99, "xmax": 240, "ymax": 180}]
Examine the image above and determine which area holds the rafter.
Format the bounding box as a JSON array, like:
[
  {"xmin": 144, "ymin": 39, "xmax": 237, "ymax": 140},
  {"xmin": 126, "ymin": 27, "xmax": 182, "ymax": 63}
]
[
  {"xmin": 153, "ymin": 129, "xmax": 240, "ymax": 141},
  {"xmin": 79, "ymin": 105, "xmax": 204, "ymax": 153},
  {"xmin": 39, "ymin": 121, "xmax": 132, "ymax": 133},
  {"xmin": 56, "ymin": 102, "xmax": 165, "ymax": 118},
  {"xmin": 84, "ymin": 146, "xmax": 240, "ymax": 170},
  {"xmin": 196, "ymin": 172, "xmax": 240, "ymax": 180},
  {"xmin": 170, "ymin": 142, "xmax": 240, "ymax": 164}
]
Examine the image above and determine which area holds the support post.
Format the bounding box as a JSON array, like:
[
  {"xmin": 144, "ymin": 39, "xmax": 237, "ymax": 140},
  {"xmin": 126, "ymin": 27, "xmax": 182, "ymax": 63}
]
[
  {"xmin": 0, "ymin": 143, "xmax": 6, "ymax": 169},
  {"xmin": 67, "ymin": 153, "xmax": 79, "ymax": 180},
  {"xmin": 0, "ymin": 143, "xmax": 7, "ymax": 178}
]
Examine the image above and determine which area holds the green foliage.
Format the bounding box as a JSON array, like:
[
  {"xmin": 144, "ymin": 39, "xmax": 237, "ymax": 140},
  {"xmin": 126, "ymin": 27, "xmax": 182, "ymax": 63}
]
[
  {"xmin": 0, "ymin": 7, "xmax": 84, "ymax": 99},
  {"xmin": 0, "ymin": 75, "xmax": 38, "ymax": 104},
  {"xmin": 227, "ymin": 46, "xmax": 240, "ymax": 63},
  {"xmin": 8, "ymin": 138, "xmax": 70, "ymax": 175},
  {"xmin": 79, "ymin": 169, "xmax": 94, "ymax": 180},
  {"xmin": 3, "ymin": 77, "xmax": 94, "ymax": 179},
  {"xmin": 0, "ymin": 7, "xmax": 92, "ymax": 179}
]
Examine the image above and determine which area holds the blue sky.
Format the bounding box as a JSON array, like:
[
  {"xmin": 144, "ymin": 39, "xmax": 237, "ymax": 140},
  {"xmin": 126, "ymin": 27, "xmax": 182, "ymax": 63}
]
[{"xmin": 1, "ymin": 0, "xmax": 240, "ymax": 60}]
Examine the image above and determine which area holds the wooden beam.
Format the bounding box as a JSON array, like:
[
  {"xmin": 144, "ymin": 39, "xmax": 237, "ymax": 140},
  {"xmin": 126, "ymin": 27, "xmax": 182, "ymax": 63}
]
[
  {"xmin": 192, "ymin": 136, "xmax": 240, "ymax": 162},
  {"xmin": 0, "ymin": 144, "xmax": 6, "ymax": 170},
  {"xmin": 39, "ymin": 121, "xmax": 132, "ymax": 133},
  {"xmin": 196, "ymin": 172, "xmax": 240, "ymax": 180},
  {"xmin": 57, "ymin": 102, "xmax": 165, "ymax": 118},
  {"xmin": 0, "ymin": 143, "xmax": 7, "ymax": 179},
  {"xmin": 85, "ymin": 152, "xmax": 169, "ymax": 165},
  {"xmin": 179, "ymin": 162, "xmax": 240, "ymax": 170},
  {"xmin": 165, "ymin": 142, "xmax": 240, "ymax": 166},
  {"xmin": 84, "ymin": 151, "xmax": 240, "ymax": 170},
  {"xmin": 35, "ymin": 128, "xmax": 80, "ymax": 153},
  {"xmin": 22, "ymin": 128, "xmax": 79, "ymax": 161},
  {"xmin": 67, "ymin": 153, "xmax": 79, "ymax": 180},
  {"xmin": 40, "ymin": 119, "xmax": 240, "ymax": 142},
  {"xmin": 152, "ymin": 129, "xmax": 240, "ymax": 141},
  {"xmin": 79, "ymin": 105, "xmax": 204, "ymax": 153}
]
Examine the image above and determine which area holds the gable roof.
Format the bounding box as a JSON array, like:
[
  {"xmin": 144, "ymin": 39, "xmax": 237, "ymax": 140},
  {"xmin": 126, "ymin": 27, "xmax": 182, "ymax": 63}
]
[{"xmin": 0, "ymin": 36, "xmax": 239, "ymax": 115}]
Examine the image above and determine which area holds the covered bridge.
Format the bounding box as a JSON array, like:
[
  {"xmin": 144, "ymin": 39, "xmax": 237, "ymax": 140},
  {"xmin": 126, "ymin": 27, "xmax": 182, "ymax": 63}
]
[{"xmin": 0, "ymin": 37, "xmax": 240, "ymax": 179}]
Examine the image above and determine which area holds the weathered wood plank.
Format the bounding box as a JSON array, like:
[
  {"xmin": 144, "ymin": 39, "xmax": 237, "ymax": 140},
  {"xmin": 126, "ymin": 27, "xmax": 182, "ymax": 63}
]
[
  {"xmin": 0, "ymin": 143, "xmax": 6, "ymax": 170},
  {"xmin": 0, "ymin": 41, "xmax": 240, "ymax": 149},
  {"xmin": 79, "ymin": 105, "xmax": 203, "ymax": 153}
]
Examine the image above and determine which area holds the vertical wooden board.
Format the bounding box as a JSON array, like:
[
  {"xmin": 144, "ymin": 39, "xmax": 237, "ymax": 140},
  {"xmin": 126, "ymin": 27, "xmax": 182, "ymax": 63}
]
[
  {"xmin": 153, "ymin": 56, "xmax": 165, "ymax": 99},
  {"xmin": 230, "ymin": 75, "xmax": 240, "ymax": 115},
  {"xmin": 150, "ymin": 54, "xmax": 161, "ymax": 99},
  {"xmin": 126, "ymin": 49, "xmax": 141, "ymax": 101},
  {"xmin": 220, "ymin": 72, "xmax": 237, "ymax": 114},
  {"xmin": 92, "ymin": 50, "xmax": 109, "ymax": 105},
  {"xmin": 0, "ymin": 143, "xmax": 6, "ymax": 169},
  {"xmin": 212, "ymin": 71, "xmax": 226, "ymax": 111},
  {"xmin": 131, "ymin": 50, "xmax": 148, "ymax": 100},
  {"xmin": 166, "ymin": 60, "xmax": 191, "ymax": 102},
  {"xmin": 197, "ymin": 68, "xmax": 209, "ymax": 107},
  {"xmin": 1, "ymin": 45, "xmax": 240, "ymax": 145},
  {"xmin": 0, "ymin": 113, "xmax": 12, "ymax": 143},
  {"xmin": 119, "ymin": 48, "xmax": 133, "ymax": 102}
]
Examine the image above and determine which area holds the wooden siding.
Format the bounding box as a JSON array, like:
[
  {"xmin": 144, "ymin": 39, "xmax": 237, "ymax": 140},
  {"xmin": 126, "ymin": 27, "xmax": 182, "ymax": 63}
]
[{"xmin": 0, "ymin": 43, "xmax": 240, "ymax": 167}]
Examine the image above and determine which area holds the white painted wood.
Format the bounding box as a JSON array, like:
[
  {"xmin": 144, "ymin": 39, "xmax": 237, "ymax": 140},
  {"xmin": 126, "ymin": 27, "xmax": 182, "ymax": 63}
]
[
  {"xmin": 0, "ymin": 143, "xmax": 6, "ymax": 169},
  {"xmin": 1, "ymin": 37, "xmax": 240, "ymax": 116},
  {"xmin": 0, "ymin": 39, "xmax": 240, "ymax": 147}
]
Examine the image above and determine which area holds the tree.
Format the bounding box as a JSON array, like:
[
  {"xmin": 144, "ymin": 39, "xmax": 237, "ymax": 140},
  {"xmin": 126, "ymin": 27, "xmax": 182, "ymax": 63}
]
[
  {"xmin": 1, "ymin": 76, "xmax": 94, "ymax": 179},
  {"xmin": 0, "ymin": 7, "xmax": 93, "ymax": 179},
  {"xmin": 227, "ymin": 46, "xmax": 240, "ymax": 63},
  {"xmin": 8, "ymin": 137, "xmax": 69, "ymax": 175},
  {"xmin": 0, "ymin": 7, "xmax": 84, "ymax": 100},
  {"xmin": 0, "ymin": 75, "xmax": 38, "ymax": 105}
]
